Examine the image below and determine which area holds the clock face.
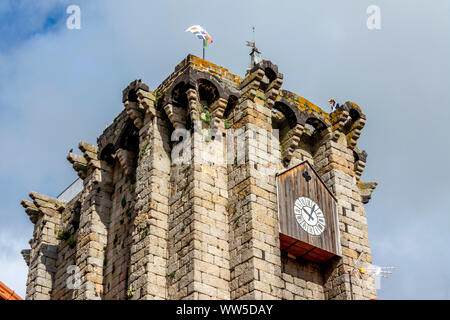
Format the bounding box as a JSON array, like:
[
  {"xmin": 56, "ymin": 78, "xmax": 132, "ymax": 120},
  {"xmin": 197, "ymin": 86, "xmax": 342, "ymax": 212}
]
[{"xmin": 294, "ymin": 197, "xmax": 326, "ymax": 236}]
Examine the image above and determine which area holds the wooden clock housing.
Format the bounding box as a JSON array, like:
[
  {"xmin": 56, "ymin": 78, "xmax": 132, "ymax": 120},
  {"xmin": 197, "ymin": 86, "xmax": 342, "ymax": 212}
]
[{"xmin": 277, "ymin": 161, "xmax": 342, "ymax": 263}]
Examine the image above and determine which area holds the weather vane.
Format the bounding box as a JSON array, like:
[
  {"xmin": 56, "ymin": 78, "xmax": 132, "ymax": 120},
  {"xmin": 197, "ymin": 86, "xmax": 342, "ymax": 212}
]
[
  {"xmin": 246, "ymin": 26, "xmax": 259, "ymax": 53},
  {"xmin": 246, "ymin": 26, "xmax": 262, "ymax": 72}
]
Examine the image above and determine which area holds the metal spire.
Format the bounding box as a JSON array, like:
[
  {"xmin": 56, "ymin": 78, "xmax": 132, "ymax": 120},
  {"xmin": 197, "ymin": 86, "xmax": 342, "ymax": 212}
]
[{"xmin": 246, "ymin": 26, "xmax": 262, "ymax": 72}]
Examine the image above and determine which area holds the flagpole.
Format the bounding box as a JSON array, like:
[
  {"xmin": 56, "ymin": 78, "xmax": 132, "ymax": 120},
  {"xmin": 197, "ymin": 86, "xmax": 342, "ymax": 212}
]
[
  {"xmin": 203, "ymin": 39, "xmax": 206, "ymax": 59},
  {"xmin": 186, "ymin": 26, "xmax": 212, "ymax": 60}
]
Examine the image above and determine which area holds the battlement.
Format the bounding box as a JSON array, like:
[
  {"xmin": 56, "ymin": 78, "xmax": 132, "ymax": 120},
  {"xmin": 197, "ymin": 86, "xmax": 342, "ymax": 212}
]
[
  {"xmin": 134, "ymin": 55, "xmax": 365, "ymax": 138},
  {"xmin": 173, "ymin": 54, "xmax": 242, "ymax": 89},
  {"xmin": 20, "ymin": 54, "xmax": 378, "ymax": 301}
]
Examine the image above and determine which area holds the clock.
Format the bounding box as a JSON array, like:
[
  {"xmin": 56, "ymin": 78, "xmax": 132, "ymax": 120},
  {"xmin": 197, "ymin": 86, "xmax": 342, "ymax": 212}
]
[
  {"xmin": 277, "ymin": 161, "xmax": 341, "ymax": 261},
  {"xmin": 294, "ymin": 196, "xmax": 326, "ymax": 236}
]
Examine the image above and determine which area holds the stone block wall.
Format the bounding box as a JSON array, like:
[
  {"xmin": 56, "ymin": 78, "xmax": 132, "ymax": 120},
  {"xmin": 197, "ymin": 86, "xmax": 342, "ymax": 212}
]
[
  {"xmin": 21, "ymin": 193, "xmax": 64, "ymax": 300},
  {"xmin": 20, "ymin": 56, "xmax": 378, "ymax": 300}
]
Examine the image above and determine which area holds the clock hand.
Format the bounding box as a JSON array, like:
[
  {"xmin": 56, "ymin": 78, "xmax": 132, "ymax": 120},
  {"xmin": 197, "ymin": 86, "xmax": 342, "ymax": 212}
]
[
  {"xmin": 309, "ymin": 204, "xmax": 316, "ymax": 221},
  {"xmin": 303, "ymin": 207, "xmax": 314, "ymax": 221}
]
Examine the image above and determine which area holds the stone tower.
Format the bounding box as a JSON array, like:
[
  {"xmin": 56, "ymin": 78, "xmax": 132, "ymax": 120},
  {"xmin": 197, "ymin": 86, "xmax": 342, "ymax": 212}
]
[{"xmin": 20, "ymin": 55, "xmax": 377, "ymax": 300}]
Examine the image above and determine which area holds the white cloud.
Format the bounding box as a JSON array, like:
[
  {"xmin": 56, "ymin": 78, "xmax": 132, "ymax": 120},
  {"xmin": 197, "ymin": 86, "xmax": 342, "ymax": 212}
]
[{"xmin": 0, "ymin": 231, "xmax": 29, "ymax": 298}]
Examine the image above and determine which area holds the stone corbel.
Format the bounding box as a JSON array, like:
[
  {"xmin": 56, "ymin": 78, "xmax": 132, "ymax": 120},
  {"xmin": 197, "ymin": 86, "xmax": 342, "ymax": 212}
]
[
  {"xmin": 67, "ymin": 152, "xmax": 88, "ymax": 179},
  {"xmin": 116, "ymin": 148, "xmax": 135, "ymax": 177},
  {"xmin": 22, "ymin": 192, "xmax": 65, "ymax": 227},
  {"xmin": 20, "ymin": 200, "xmax": 39, "ymax": 224},
  {"xmin": 124, "ymin": 100, "xmax": 144, "ymax": 129},
  {"xmin": 186, "ymin": 88, "xmax": 199, "ymax": 122},
  {"xmin": 78, "ymin": 141, "xmax": 113, "ymax": 188},
  {"xmin": 210, "ymin": 97, "xmax": 227, "ymax": 129},
  {"xmin": 163, "ymin": 102, "xmax": 186, "ymax": 129},
  {"xmin": 284, "ymin": 124, "xmax": 303, "ymax": 163},
  {"xmin": 353, "ymin": 148, "xmax": 368, "ymax": 180},
  {"xmin": 79, "ymin": 141, "xmax": 100, "ymax": 170},
  {"xmin": 29, "ymin": 192, "xmax": 65, "ymax": 213},
  {"xmin": 354, "ymin": 160, "xmax": 366, "ymax": 180},
  {"xmin": 239, "ymin": 68, "xmax": 265, "ymax": 102},
  {"xmin": 136, "ymin": 89, "xmax": 156, "ymax": 119},
  {"xmin": 21, "ymin": 249, "xmax": 31, "ymax": 266},
  {"xmin": 122, "ymin": 79, "xmax": 150, "ymax": 129},
  {"xmin": 264, "ymin": 77, "xmax": 283, "ymax": 109},
  {"xmin": 346, "ymin": 118, "xmax": 366, "ymax": 149},
  {"xmin": 359, "ymin": 181, "xmax": 377, "ymax": 204},
  {"xmin": 330, "ymin": 110, "xmax": 349, "ymax": 142}
]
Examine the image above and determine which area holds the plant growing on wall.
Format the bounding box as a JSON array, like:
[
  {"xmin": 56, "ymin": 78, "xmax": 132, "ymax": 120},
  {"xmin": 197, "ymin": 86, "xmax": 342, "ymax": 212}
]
[
  {"xmin": 126, "ymin": 286, "xmax": 134, "ymax": 299},
  {"xmin": 154, "ymin": 91, "xmax": 162, "ymax": 107},
  {"xmin": 57, "ymin": 230, "xmax": 71, "ymax": 241},
  {"xmin": 200, "ymin": 105, "xmax": 211, "ymax": 125},
  {"xmin": 66, "ymin": 237, "xmax": 76, "ymax": 249},
  {"xmin": 139, "ymin": 140, "xmax": 150, "ymax": 159},
  {"xmin": 141, "ymin": 226, "xmax": 149, "ymax": 240}
]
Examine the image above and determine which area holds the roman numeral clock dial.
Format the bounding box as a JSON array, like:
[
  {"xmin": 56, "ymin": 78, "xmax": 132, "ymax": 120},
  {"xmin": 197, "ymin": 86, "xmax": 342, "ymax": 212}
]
[{"xmin": 294, "ymin": 197, "xmax": 326, "ymax": 236}]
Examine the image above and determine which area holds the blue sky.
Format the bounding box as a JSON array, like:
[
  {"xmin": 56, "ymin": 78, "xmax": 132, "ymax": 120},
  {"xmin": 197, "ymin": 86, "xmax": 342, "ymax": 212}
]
[{"xmin": 0, "ymin": 0, "xmax": 449, "ymax": 299}]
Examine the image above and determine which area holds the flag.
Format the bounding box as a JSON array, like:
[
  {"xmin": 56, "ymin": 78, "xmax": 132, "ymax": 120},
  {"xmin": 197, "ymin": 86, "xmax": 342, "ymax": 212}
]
[
  {"xmin": 185, "ymin": 25, "xmax": 213, "ymax": 46},
  {"xmin": 329, "ymin": 98, "xmax": 337, "ymax": 112}
]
